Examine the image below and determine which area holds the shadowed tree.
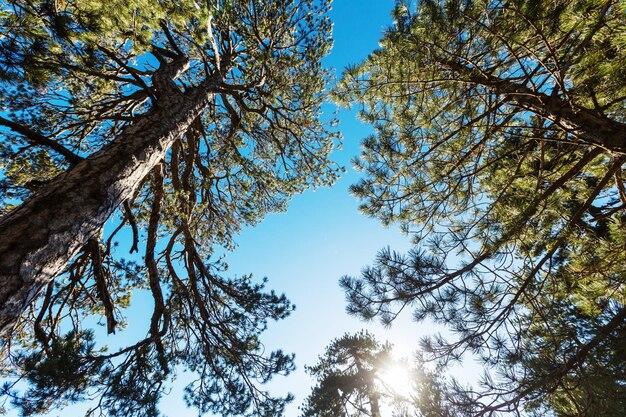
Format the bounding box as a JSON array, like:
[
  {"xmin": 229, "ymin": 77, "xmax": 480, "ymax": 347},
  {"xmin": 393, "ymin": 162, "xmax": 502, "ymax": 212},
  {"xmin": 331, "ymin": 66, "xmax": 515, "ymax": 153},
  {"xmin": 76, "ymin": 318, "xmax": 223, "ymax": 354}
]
[
  {"xmin": 301, "ymin": 332, "xmax": 459, "ymax": 417},
  {"xmin": 335, "ymin": 0, "xmax": 626, "ymax": 415},
  {"xmin": 0, "ymin": 0, "xmax": 338, "ymax": 415}
]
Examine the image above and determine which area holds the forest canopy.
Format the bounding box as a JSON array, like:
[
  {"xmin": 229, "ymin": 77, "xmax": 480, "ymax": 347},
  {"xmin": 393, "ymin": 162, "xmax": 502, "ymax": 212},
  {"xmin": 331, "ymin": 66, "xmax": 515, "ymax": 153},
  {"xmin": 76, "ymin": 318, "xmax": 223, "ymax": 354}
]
[
  {"xmin": 1, "ymin": 0, "xmax": 626, "ymax": 417},
  {"xmin": 336, "ymin": 0, "xmax": 626, "ymax": 415}
]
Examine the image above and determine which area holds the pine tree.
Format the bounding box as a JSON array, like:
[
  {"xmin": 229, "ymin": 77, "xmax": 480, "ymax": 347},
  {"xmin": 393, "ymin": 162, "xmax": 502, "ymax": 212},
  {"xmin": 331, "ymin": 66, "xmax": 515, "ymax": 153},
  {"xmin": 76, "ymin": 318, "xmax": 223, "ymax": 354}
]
[
  {"xmin": 335, "ymin": 1, "xmax": 626, "ymax": 415},
  {"xmin": 301, "ymin": 332, "xmax": 459, "ymax": 417},
  {"xmin": 0, "ymin": 1, "xmax": 337, "ymax": 415}
]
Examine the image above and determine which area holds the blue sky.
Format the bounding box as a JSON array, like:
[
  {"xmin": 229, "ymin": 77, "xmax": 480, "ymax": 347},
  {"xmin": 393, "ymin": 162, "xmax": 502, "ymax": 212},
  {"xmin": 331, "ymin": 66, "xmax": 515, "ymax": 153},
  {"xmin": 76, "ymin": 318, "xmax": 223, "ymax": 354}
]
[
  {"xmin": 157, "ymin": 1, "xmax": 457, "ymax": 416},
  {"xmin": 177, "ymin": 1, "xmax": 425, "ymax": 415},
  {"xmin": 155, "ymin": 1, "xmax": 429, "ymax": 415}
]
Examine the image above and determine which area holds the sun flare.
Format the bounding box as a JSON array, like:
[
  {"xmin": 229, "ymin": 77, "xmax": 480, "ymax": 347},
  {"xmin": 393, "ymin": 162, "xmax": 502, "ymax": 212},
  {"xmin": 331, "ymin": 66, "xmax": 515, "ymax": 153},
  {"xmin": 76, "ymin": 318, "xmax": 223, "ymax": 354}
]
[{"xmin": 377, "ymin": 362, "xmax": 414, "ymax": 399}]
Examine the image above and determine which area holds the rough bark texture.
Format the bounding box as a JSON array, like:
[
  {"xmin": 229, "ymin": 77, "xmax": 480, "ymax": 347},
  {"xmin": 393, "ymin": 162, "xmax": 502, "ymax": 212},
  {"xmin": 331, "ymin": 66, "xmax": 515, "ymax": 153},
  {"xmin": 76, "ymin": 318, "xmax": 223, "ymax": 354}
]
[
  {"xmin": 499, "ymin": 82, "xmax": 626, "ymax": 153},
  {"xmin": 447, "ymin": 60, "xmax": 626, "ymax": 153},
  {"xmin": 0, "ymin": 75, "xmax": 217, "ymax": 338}
]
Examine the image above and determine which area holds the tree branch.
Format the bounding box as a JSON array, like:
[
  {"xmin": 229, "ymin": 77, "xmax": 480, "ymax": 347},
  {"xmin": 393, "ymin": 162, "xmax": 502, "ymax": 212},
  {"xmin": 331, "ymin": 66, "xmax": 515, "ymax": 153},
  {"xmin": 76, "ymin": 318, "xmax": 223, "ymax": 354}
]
[{"xmin": 0, "ymin": 117, "xmax": 83, "ymax": 165}]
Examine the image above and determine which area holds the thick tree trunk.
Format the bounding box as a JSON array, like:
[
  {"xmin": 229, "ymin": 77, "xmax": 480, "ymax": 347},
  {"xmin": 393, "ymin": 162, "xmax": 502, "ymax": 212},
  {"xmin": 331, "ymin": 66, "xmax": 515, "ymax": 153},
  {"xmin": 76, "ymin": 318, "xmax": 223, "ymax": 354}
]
[
  {"xmin": 498, "ymin": 81, "xmax": 626, "ymax": 153},
  {"xmin": 0, "ymin": 75, "xmax": 217, "ymax": 338},
  {"xmin": 447, "ymin": 60, "xmax": 626, "ymax": 154}
]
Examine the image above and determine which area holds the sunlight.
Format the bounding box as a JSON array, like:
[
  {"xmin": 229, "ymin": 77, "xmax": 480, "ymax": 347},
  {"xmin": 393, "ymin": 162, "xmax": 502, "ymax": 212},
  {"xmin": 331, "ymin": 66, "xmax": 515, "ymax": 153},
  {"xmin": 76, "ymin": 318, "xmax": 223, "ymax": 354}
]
[{"xmin": 377, "ymin": 361, "xmax": 414, "ymax": 399}]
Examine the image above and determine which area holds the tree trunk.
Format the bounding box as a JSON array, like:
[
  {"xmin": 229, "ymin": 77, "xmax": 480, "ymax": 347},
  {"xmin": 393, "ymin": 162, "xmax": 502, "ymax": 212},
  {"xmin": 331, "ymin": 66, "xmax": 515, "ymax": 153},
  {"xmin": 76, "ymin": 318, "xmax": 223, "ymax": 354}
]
[
  {"xmin": 369, "ymin": 390, "xmax": 382, "ymax": 417},
  {"xmin": 0, "ymin": 75, "xmax": 218, "ymax": 338},
  {"xmin": 446, "ymin": 60, "xmax": 626, "ymax": 154}
]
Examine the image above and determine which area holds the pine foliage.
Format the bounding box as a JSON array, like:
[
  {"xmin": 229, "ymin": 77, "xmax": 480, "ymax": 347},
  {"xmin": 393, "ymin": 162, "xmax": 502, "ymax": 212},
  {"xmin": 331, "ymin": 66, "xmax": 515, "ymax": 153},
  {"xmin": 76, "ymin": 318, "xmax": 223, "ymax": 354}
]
[
  {"xmin": 336, "ymin": 1, "xmax": 626, "ymax": 415},
  {"xmin": 0, "ymin": 1, "xmax": 338, "ymax": 416}
]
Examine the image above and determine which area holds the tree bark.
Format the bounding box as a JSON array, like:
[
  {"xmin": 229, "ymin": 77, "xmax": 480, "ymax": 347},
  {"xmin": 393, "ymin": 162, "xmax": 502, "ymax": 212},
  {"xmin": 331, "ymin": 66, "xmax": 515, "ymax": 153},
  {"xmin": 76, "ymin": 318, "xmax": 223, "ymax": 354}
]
[
  {"xmin": 0, "ymin": 71, "xmax": 219, "ymax": 338},
  {"xmin": 446, "ymin": 60, "xmax": 626, "ymax": 154},
  {"xmin": 354, "ymin": 355, "xmax": 382, "ymax": 417},
  {"xmin": 369, "ymin": 390, "xmax": 382, "ymax": 417}
]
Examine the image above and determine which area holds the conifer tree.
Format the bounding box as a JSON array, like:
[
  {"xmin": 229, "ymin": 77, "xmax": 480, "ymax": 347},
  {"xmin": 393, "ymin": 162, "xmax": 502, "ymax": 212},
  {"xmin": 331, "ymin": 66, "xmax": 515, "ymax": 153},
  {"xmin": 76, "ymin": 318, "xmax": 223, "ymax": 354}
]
[
  {"xmin": 335, "ymin": 1, "xmax": 626, "ymax": 415},
  {"xmin": 301, "ymin": 332, "xmax": 459, "ymax": 417},
  {"xmin": 0, "ymin": 1, "xmax": 337, "ymax": 415}
]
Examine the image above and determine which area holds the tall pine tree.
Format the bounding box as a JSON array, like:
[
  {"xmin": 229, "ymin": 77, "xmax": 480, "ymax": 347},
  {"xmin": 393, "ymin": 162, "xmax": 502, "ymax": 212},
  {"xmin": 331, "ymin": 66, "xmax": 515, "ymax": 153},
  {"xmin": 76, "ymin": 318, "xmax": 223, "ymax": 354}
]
[
  {"xmin": 0, "ymin": 1, "xmax": 337, "ymax": 415},
  {"xmin": 336, "ymin": 1, "xmax": 626, "ymax": 415}
]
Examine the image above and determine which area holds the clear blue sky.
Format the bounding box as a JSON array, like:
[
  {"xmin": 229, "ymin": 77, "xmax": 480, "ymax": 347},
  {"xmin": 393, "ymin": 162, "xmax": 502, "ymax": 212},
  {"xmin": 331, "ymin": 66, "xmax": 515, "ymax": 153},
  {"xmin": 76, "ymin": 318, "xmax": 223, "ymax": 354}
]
[
  {"xmin": 157, "ymin": 1, "xmax": 428, "ymax": 415},
  {"xmin": 186, "ymin": 2, "xmax": 426, "ymax": 415}
]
